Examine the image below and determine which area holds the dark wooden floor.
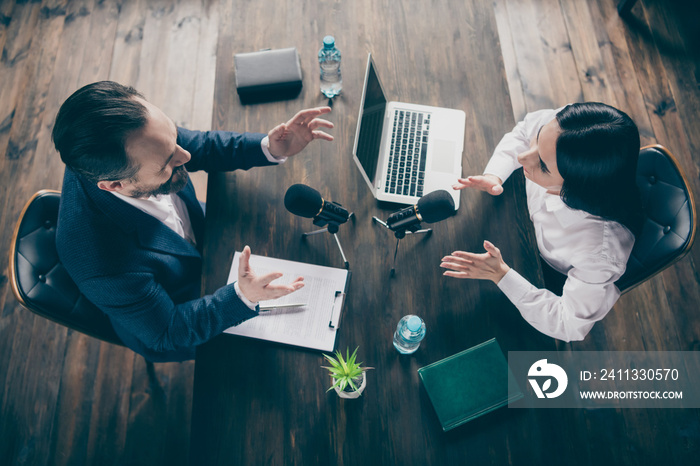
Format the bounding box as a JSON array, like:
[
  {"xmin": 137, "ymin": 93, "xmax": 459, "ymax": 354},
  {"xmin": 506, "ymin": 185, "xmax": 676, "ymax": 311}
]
[{"xmin": 0, "ymin": 0, "xmax": 698, "ymax": 465}]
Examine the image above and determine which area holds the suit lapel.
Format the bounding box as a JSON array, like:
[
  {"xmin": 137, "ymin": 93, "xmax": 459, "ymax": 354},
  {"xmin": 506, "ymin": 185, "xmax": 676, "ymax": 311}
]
[
  {"xmin": 135, "ymin": 217, "xmax": 201, "ymax": 258},
  {"xmin": 80, "ymin": 172, "xmax": 202, "ymax": 258},
  {"xmin": 177, "ymin": 178, "xmax": 206, "ymax": 248}
]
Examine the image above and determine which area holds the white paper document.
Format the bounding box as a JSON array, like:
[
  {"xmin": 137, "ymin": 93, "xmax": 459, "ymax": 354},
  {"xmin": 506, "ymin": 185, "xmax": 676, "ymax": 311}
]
[{"xmin": 224, "ymin": 252, "xmax": 350, "ymax": 351}]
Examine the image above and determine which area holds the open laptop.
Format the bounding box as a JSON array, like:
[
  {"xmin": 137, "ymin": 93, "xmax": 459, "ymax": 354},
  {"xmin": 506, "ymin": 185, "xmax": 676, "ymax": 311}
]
[{"xmin": 352, "ymin": 53, "xmax": 465, "ymax": 208}]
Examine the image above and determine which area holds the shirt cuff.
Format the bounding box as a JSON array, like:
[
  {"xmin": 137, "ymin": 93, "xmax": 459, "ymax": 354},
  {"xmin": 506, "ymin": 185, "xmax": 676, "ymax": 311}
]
[
  {"xmin": 233, "ymin": 281, "xmax": 258, "ymax": 310},
  {"xmin": 261, "ymin": 136, "xmax": 287, "ymax": 164},
  {"xmin": 496, "ymin": 268, "xmax": 533, "ymax": 304},
  {"xmin": 483, "ymin": 159, "xmax": 516, "ymax": 184}
]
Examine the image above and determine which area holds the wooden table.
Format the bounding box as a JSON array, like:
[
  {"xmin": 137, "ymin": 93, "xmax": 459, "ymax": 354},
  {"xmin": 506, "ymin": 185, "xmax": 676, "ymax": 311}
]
[{"xmin": 191, "ymin": 1, "xmax": 561, "ymax": 464}]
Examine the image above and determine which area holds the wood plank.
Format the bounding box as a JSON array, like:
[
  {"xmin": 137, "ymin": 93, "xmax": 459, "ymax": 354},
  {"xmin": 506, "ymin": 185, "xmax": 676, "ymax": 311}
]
[
  {"xmin": 0, "ymin": 0, "xmax": 15, "ymax": 63},
  {"xmin": 75, "ymin": 0, "xmax": 120, "ymax": 88},
  {"xmin": 162, "ymin": 361, "xmax": 194, "ymax": 465},
  {"xmin": 84, "ymin": 345, "xmax": 135, "ymax": 465},
  {"xmin": 47, "ymin": 333, "xmax": 103, "ymax": 466},
  {"xmin": 122, "ymin": 357, "xmax": 169, "ymax": 464},
  {"xmin": 135, "ymin": 0, "xmax": 176, "ymax": 106},
  {"xmin": 3, "ymin": 0, "xmax": 67, "ymax": 168},
  {"xmin": 620, "ymin": 0, "xmax": 693, "ymax": 164},
  {"xmin": 121, "ymin": 357, "xmax": 193, "ymax": 466},
  {"xmin": 0, "ymin": 2, "xmax": 41, "ymax": 162},
  {"xmin": 0, "ymin": 302, "xmax": 41, "ymax": 462},
  {"xmin": 108, "ymin": 0, "xmax": 147, "ymax": 86},
  {"xmin": 493, "ymin": 0, "xmax": 527, "ymax": 121},
  {"xmin": 159, "ymin": 0, "xmax": 200, "ymax": 128},
  {"xmin": 503, "ymin": 0, "xmax": 581, "ymax": 112},
  {"xmin": 560, "ymin": 0, "xmax": 618, "ymax": 104},
  {"xmin": 191, "ymin": 0, "xmax": 219, "ymax": 131},
  {"xmin": 589, "ymin": 0, "xmax": 655, "ymax": 144},
  {"xmin": 0, "ymin": 317, "xmax": 69, "ymax": 465}
]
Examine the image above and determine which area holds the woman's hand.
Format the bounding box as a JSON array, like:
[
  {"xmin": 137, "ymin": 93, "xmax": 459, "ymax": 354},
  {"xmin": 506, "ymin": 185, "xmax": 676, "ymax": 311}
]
[
  {"xmin": 452, "ymin": 174, "xmax": 503, "ymax": 195},
  {"xmin": 440, "ymin": 240, "xmax": 510, "ymax": 284}
]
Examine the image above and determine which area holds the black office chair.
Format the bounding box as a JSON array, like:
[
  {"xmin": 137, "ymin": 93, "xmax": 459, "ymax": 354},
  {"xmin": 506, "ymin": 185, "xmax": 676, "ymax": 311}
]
[
  {"xmin": 9, "ymin": 190, "xmax": 124, "ymax": 346},
  {"xmin": 615, "ymin": 144, "xmax": 696, "ymax": 293}
]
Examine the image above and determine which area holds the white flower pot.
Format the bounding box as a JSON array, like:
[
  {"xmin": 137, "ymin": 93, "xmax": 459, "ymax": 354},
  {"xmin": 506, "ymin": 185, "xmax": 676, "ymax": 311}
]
[{"xmin": 333, "ymin": 371, "xmax": 366, "ymax": 399}]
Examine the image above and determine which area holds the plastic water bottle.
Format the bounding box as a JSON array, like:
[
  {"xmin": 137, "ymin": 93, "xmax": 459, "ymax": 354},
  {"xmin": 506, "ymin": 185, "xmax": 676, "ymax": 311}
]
[
  {"xmin": 319, "ymin": 35, "xmax": 342, "ymax": 98},
  {"xmin": 393, "ymin": 315, "xmax": 426, "ymax": 354}
]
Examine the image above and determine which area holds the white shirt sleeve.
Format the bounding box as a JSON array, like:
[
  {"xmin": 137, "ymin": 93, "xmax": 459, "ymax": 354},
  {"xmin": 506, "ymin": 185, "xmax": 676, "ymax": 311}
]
[
  {"xmin": 261, "ymin": 136, "xmax": 287, "ymax": 164},
  {"xmin": 483, "ymin": 108, "xmax": 559, "ymax": 182},
  {"xmin": 496, "ymin": 256, "xmax": 625, "ymax": 342},
  {"xmin": 233, "ymin": 281, "xmax": 258, "ymax": 310}
]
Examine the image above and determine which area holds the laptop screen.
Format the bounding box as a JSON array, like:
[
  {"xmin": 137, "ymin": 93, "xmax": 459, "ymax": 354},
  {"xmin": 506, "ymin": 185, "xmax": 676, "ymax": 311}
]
[{"xmin": 353, "ymin": 57, "xmax": 387, "ymax": 185}]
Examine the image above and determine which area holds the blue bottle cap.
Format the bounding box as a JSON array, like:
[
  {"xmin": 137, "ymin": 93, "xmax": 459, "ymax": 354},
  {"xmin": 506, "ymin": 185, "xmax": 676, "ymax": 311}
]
[
  {"xmin": 323, "ymin": 35, "xmax": 335, "ymax": 48},
  {"xmin": 407, "ymin": 316, "xmax": 422, "ymax": 332}
]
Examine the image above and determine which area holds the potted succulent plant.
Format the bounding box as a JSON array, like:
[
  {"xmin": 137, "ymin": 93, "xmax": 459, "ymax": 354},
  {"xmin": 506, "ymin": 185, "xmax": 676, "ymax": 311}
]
[{"xmin": 322, "ymin": 347, "xmax": 373, "ymax": 399}]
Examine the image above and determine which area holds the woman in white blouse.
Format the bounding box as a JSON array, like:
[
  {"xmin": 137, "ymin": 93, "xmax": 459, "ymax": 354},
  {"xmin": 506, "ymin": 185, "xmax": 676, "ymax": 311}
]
[{"xmin": 440, "ymin": 102, "xmax": 643, "ymax": 342}]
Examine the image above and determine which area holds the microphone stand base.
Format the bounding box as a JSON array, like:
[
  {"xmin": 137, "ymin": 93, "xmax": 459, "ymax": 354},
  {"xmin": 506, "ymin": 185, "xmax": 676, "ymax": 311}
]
[
  {"xmin": 372, "ymin": 217, "xmax": 432, "ymax": 276},
  {"xmin": 300, "ymin": 228, "xmax": 350, "ymax": 270},
  {"xmin": 302, "ymin": 228, "xmax": 328, "ymax": 237}
]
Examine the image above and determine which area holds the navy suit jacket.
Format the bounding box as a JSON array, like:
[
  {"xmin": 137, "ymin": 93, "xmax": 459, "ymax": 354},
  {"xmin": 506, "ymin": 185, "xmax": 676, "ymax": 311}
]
[{"xmin": 57, "ymin": 128, "xmax": 276, "ymax": 362}]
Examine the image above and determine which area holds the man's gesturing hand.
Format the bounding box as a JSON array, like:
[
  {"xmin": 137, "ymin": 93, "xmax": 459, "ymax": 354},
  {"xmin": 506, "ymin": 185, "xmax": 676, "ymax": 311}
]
[
  {"xmin": 237, "ymin": 246, "xmax": 304, "ymax": 303},
  {"xmin": 267, "ymin": 106, "xmax": 334, "ymax": 159}
]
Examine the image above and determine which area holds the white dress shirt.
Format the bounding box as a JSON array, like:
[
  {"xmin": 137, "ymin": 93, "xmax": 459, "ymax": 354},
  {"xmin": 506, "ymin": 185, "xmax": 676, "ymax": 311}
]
[
  {"xmin": 483, "ymin": 108, "xmax": 635, "ymax": 342},
  {"xmin": 111, "ymin": 135, "xmax": 283, "ymax": 309},
  {"xmin": 113, "ymin": 190, "xmax": 198, "ymax": 245}
]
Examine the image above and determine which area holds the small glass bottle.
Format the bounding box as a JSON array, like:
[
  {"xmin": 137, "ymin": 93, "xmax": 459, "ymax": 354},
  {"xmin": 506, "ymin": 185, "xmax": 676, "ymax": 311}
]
[
  {"xmin": 318, "ymin": 35, "xmax": 342, "ymax": 98},
  {"xmin": 393, "ymin": 315, "xmax": 426, "ymax": 354}
]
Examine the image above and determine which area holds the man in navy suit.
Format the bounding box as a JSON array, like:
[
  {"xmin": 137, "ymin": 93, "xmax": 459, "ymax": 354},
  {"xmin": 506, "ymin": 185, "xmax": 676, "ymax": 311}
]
[{"xmin": 52, "ymin": 81, "xmax": 334, "ymax": 362}]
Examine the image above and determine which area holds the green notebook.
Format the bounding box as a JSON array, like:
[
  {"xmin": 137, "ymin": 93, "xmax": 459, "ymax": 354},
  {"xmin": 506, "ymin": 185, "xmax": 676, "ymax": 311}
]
[{"xmin": 418, "ymin": 338, "xmax": 523, "ymax": 431}]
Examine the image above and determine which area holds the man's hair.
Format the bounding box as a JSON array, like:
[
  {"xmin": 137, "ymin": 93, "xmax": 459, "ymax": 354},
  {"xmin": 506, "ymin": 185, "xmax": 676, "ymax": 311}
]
[
  {"xmin": 555, "ymin": 102, "xmax": 643, "ymax": 235},
  {"xmin": 52, "ymin": 81, "xmax": 148, "ymax": 183}
]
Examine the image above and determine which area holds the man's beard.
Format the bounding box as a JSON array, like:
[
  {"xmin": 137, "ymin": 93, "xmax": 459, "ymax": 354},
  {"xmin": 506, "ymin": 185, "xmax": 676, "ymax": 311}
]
[{"xmin": 130, "ymin": 165, "xmax": 189, "ymax": 198}]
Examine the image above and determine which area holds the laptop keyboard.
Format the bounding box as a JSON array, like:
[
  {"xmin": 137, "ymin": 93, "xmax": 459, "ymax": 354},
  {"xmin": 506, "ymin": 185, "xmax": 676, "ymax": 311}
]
[{"xmin": 384, "ymin": 109, "xmax": 430, "ymax": 196}]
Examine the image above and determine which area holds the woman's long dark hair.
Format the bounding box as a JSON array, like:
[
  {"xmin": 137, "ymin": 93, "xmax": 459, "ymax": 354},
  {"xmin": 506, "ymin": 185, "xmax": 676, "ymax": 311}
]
[{"xmin": 555, "ymin": 102, "xmax": 643, "ymax": 236}]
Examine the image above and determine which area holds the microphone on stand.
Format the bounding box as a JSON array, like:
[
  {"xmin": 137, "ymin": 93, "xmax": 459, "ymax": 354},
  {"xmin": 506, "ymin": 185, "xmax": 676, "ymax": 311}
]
[
  {"xmin": 284, "ymin": 184, "xmax": 351, "ymax": 232},
  {"xmin": 284, "ymin": 183, "xmax": 353, "ymax": 269},
  {"xmin": 385, "ymin": 190, "xmax": 455, "ymax": 233},
  {"xmin": 372, "ymin": 189, "xmax": 457, "ymax": 276}
]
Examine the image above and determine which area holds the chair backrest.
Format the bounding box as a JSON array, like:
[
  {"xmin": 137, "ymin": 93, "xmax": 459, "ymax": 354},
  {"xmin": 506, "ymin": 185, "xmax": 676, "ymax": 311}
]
[
  {"xmin": 9, "ymin": 190, "xmax": 124, "ymax": 346},
  {"xmin": 616, "ymin": 145, "xmax": 697, "ymax": 293}
]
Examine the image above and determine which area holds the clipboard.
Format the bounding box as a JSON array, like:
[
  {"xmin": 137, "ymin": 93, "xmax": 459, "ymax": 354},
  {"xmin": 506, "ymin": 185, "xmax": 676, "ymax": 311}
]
[
  {"xmin": 224, "ymin": 252, "xmax": 350, "ymax": 352},
  {"xmin": 329, "ymin": 271, "xmax": 351, "ymax": 329}
]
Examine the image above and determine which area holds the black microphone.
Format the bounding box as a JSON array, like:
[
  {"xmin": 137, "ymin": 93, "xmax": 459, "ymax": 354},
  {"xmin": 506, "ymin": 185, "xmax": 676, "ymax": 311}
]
[
  {"xmin": 284, "ymin": 184, "xmax": 350, "ymax": 226},
  {"xmin": 386, "ymin": 190, "xmax": 455, "ymax": 232}
]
